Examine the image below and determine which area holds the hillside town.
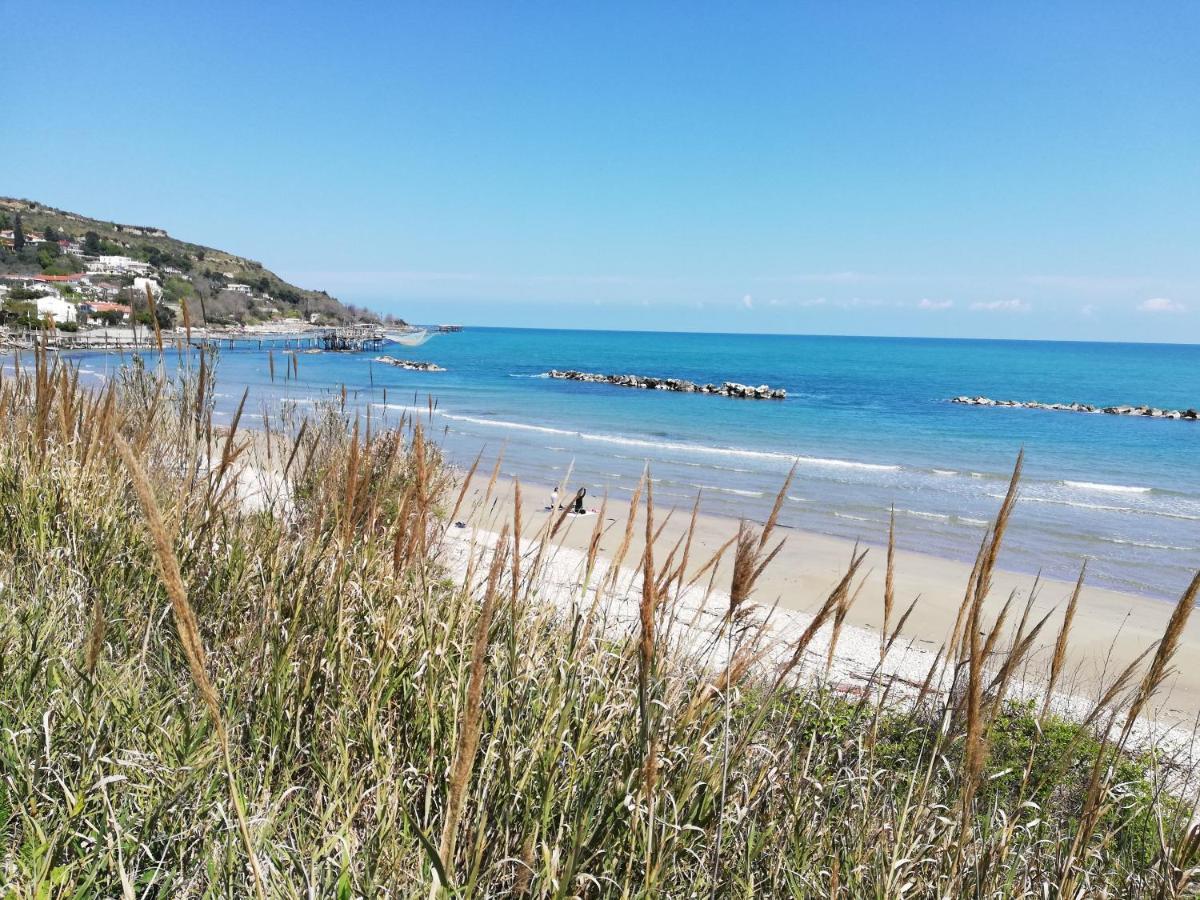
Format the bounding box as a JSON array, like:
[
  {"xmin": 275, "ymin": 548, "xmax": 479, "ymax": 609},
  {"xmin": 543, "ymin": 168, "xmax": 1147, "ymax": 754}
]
[{"xmin": 0, "ymin": 201, "xmax": 389, "ymax": 345}]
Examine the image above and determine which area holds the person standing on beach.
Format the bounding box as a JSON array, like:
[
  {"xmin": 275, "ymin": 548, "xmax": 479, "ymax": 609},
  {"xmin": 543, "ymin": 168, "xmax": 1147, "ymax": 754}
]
[{"xmin": 550, "ymin": 488, "xmax": 559, "ymax": 510}]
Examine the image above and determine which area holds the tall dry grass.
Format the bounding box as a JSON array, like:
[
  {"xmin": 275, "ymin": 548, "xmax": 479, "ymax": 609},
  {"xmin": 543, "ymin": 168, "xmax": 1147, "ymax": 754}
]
[{"xmin": 0, "ymin": 350, "xmax": 1197, "ymax": 897}]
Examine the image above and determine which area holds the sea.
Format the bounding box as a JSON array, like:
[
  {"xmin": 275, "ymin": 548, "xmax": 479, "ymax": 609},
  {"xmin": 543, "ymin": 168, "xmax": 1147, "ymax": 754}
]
[{"xmin": 15, "ymin": 328, "xmax": 1200, "ymax": 601}]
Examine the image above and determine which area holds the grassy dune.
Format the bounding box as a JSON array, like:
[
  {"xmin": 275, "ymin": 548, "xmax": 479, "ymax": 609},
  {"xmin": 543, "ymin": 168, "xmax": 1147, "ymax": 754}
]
[{"xmin": 0, "ymin": 349, "xmax": 1198, "ymax": 897}]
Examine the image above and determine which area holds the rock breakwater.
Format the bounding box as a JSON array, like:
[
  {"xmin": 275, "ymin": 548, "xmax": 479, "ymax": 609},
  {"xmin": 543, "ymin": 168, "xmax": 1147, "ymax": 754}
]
[
  {"xmin": 374, "ymin": 357, "xmax": 445, "ymax": 371},
  {"xmin": 951, "ymin": 396, "xmax": 1198, "ymax": 420},
  {"xmin": 547, "ymin": 370, "xmax": 786, "ymax": 399}
]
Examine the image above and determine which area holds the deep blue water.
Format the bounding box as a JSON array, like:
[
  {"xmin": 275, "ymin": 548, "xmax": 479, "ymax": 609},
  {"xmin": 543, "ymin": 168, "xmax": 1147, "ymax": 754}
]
[{"xmin": 21, "ymin": 327, "xmax": 1200, "ymax": 600}]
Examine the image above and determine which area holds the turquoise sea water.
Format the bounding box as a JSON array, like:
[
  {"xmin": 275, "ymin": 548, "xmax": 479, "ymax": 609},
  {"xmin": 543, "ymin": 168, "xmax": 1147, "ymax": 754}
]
[{"xmin": 23, "ymin": 328, "xmax": 1200, "ymax": 600}]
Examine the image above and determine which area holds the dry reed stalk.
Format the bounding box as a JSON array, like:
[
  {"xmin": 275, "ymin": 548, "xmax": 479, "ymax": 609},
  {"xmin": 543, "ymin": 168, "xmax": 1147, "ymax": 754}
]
[
  {"xmin": 435, "ymin": 524, "xmax": 509, "ymax": 894},
  {"xmin": 447, "ymin": 448, "xmax": 484, "ymax": 525},
  {"xmin": 825, "ymin": 573, "xmax": 864, "ymax": 675},
  {"xmin": 576, "ymin": 494, "xmax": 618, "ymax": 651},
  {"xmin": 882, "ymin": 506, "xmax": 896, "ymax": 662},
  {"xmin": 728, "ymin": 524, "xmax": 757, "ymax": 618},
  {"xmin": 410, "ymin": 425, "xmax": 432, "ymax": 565},
  {"xmin": 1120, "ymin": 570, "xmax": 1199, "ymax": 743},
  {"xmin": 108, "ymin": 428, "xmax": 266, "ymax": 898},
  {"xmin": 211, "ymin": 388, "xmax": 248, "ymax": 493},
  {"xmin": 520, "ymin": 459, "xmax": 575, "ymax": 606},
  {"xmin": 759, "ymin": 462, "xmax": 795, "ymax": 550},
  {"xmin": 282, "ymin": 420, "xmax": 309, "ymax": 480},
  {"xmin": 483, "ymin": 447, "xmax": 505, "ymax": 507},
  {"xmin": 650, "ymin": 507, "xmax": 675, "ymax": 547},
  {"xmin": 880, "ymin": 594, "xmax": 920, "ymax": 662},
  {"xmin": 143, "ymin": 284, "xmax": 164, "ymax": 353},
  {"xmin": 194, "ymin": 352, "xmax": 208, "ymax": 437},
  {"xmin": 1081, "ymin": 645, "xmax": 1155, "ymax": 730},
  {"xmin": 912, "ymin": 644, "xmax": 946, "ymax": 710},
  {"xmin": 598, "ymin": 468, "xmax": 645, "ymax": 596},
  {"xmin": 948, "ymin": 534, "xmax": 988, "ymax": 668},
  {"xmin": 987, "ymin": 603, "xmax": 1054, "ymax": 723},
  {"xmin": 342, "ymin": 418, "xmax": 361, "ymax": 542},
  {"xmin": 511, "ymin": 479, "xmax": 522, "ymax": 610},
  {"xmin": 549, "ymin": 489, "xmax": 587, "ymax": 540},
  {"xmin": 181, "ymin": 295, "xmax": 192, "ymax": 344},
  {"xmin": 955, "ymin": 455, "xmax": 1023, "ymax": 851},
  {"xmin": 583, "ymin": 491, "xmax": 608, "ymax": 583},
  {"xmin": 670, "ymin": 492, "xmax": 702, "ymax": 600},
  {"xmin": 1042, "ymin": 564, "xmax": 1085, "ymax": 719},
  {"xmin": 976, "ymin": 588, "xmax": 1018, "ymax": 670},
  {"xmin": 772, "ymin": 550, "xmax": 866, "ymax": 692},
  {"xmin": 638, "ymin": 478, "xmax": 658, "ymax": 796}
]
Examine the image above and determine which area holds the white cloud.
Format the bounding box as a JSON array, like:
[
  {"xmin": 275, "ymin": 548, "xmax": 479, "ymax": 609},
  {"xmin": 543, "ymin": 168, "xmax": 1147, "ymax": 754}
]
[
  {"xmin": 1137, "ymin": 297, "xmax": 1185, "ymax": 314},
  {"xmin": 970, "ymin": 299, "xmax": 1031, "ymax": 313},
  {"xmin": 918, "ymin": 298, "xmax": 953, "ymax": 311},
  {"xmin": 741, "ymin": 294, "xmax": 754, "ymax": 310},
  {"xmin": 1080, "ymin": 304, "xmax": 1096, "ymax": 318}
]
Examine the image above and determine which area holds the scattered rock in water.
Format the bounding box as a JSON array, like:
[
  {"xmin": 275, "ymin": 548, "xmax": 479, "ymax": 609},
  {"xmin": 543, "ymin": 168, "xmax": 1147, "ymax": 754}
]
[
  {"xmin": 374, "ymin": 357, "xmax": 445, "ymax": 371},
  {"xmin": 547, "ymin": 370, "xmax": 786, "ymax": 399},
  {"xmin": 951, "ymin": 396, "xmax": 1197, "ymax": 421}
]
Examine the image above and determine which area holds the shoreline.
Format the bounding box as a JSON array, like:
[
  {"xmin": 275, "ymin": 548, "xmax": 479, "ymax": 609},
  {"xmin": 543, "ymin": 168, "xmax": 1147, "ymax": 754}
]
[{"xmin": 460, "ymin": 472, "xmax": 1200, "ymax": 726}]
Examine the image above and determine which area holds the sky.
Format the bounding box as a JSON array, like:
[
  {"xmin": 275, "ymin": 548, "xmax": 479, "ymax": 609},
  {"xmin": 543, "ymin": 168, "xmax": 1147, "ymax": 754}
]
[{"xmin": 4, "ymin": 2, "xmax": 1198, "ymax": 341}]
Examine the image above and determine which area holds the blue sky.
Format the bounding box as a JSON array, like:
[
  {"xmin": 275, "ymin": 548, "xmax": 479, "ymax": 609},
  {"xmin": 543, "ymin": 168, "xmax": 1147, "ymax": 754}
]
[{"xmin": 5, "ymin": 2, "xmax": 1198, "ymax": 341}]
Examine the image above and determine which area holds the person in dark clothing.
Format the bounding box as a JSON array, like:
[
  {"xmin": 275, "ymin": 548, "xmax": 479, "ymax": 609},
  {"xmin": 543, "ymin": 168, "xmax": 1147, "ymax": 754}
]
[{"xmin": 572, "ymin": 488, "xmax": 587, "ymax": 514}]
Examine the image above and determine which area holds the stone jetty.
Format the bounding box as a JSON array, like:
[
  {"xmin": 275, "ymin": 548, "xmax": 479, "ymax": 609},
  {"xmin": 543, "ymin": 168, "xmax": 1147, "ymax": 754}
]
[
  {"xmin": 547, "ymin": 370, "xmax": 786, "ymax": 399},
  {"xmin": 951, "ymin": 396, "xmax": 1198, "ymax": 420},
  {"xmin": 373, "ymin": 357, "xmax": 445, "ymax": 371}
]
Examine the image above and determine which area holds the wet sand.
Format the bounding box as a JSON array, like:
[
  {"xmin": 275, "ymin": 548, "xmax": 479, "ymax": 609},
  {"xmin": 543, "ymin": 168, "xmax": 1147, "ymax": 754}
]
[{"xmin": 462, "ymin": 475, "xmax": 1200, "ymax": 726}]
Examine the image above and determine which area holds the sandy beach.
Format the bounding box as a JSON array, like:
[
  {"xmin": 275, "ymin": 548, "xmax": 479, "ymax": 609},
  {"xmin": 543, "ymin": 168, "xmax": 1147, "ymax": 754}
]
[{"xmin": 458, "ymin": 473, "xmax": 1200, "ymax": 728}]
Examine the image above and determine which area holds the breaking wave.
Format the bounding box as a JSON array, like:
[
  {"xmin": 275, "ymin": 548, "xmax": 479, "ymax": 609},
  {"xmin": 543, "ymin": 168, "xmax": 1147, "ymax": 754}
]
[{"xmin": 1063, "ymin": 480, "xmax": 1152, "ymax": 494}]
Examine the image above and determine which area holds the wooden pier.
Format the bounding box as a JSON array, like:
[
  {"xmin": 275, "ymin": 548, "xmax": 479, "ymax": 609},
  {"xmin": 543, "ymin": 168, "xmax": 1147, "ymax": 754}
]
[
  {"xmin": 320, "ymin": 326, "xmax": 386, "ymax": 352},
  {"xmin": 3, "ymin": 324, "xmax": 389, "ymax": 354}
]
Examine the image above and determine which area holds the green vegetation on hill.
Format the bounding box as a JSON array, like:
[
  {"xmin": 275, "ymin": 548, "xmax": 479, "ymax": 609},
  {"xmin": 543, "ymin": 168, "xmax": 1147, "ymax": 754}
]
[
  {"xmin": 1, "ymin": 197, "xmax": 388, "ymax": 326},
  {"xmin": 0, "ymin": 355, "xmax": 1197, "ymax": 896}
]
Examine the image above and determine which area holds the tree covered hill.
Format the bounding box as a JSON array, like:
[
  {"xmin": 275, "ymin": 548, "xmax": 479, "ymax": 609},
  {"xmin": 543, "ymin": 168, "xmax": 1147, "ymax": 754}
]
[{"xmin": 0, "ymin": 197, "xmax": 382, "ymax": 325}]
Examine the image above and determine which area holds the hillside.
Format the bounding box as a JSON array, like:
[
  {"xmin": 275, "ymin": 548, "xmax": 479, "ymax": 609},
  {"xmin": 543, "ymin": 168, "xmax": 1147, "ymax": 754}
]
[{"xmin": 0, "ymin": 197, "xmax": 383, "ymax": 326}]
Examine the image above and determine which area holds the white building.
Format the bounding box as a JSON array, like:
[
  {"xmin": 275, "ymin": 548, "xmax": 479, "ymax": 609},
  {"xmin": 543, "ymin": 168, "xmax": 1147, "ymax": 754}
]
[
  {"xmin": 35, "ymin": 294, "xmax": 78, "ymax": 324},
  {"xmin": 133, "ymin": 276, "xmax": 162, "ymax": 297},
  {"xmin": 86, "ymin": 255, "xmax": 153, "ymax": 276},
  {"xmin": 225, "ymin": 283, "xmax": 253, "ymax": 295}
]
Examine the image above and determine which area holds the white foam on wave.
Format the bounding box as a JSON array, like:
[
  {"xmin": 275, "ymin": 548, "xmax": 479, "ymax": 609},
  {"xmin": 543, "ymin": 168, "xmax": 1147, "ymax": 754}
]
[
  {"xmin": 898, "ymin": 508, "xmax": 951, "ymax": 521},
  {"xmin": 507, "ymin": 372, "xmax": 550, "ymax": 379},
  {"xmin": 689, "ymin": 484, "xmax": 764, "ymax": 498},
  {"xmin": 992, "ymin": 492, "xmax": 1133, "ymax": 513},
  {"xmin": 1063, "ymin": 480, "xmax": 1152, "ymax": 494},
  {"xmin": 387, "ymin": 405, "xmax": 901, "ymax": 473},
  {"xmin": 833, "ymin": 512, "xmax": 877, "ymax": 523},
  {"xmin": 1098, "ymin": 537, "xmax": 1197, "ymax": 552},
  {"xmin": 958, "ymin": 517, "xmax": 990, "ymax": 527},
  {"xmin": 1159, "ymin": 511, "xmax": 1200, "ymax": 522},
  {"xmin": 932, "ymin": 468, "xmax": 957, "ymax": 476}
]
